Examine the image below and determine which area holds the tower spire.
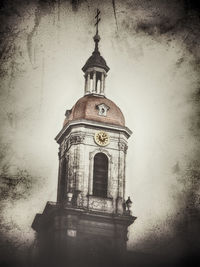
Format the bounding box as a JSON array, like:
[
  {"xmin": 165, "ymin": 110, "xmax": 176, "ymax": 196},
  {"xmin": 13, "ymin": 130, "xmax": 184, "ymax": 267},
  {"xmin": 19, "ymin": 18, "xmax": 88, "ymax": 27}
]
[
  {"xmin": 93, "ymin": 9, "xmax": 101, "ymax": 53},
  {"xmin": 82, "ymin": 9, "xmax": 109, "ymax": 96},
  {"xmin": 95, "ymin": 9, "xmax": 100, "ymax": 35}
]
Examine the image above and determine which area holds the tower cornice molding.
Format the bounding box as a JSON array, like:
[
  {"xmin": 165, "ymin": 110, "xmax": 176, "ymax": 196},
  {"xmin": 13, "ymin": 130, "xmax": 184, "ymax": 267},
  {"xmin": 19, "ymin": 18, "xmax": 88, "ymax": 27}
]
[{"xmin": 55, "ymin": 119, "xmax": 132, "ymax": 144}]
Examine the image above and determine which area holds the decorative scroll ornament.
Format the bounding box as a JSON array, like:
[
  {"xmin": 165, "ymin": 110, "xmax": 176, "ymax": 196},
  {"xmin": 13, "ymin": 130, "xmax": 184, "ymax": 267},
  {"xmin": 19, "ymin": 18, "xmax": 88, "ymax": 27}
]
[
  {"xmin": 118, "ymin": 141, "xmax": 128, "ymax": 153},
  {"xmin": 69, "ymin": 134, "xmax": 85, "ymax": 146},
  {"xmin": 60, "ymin": 134, "xmax": 85, "ymax": 157},
  {"xmin": 89, "ymin": 196, "xmax": 113, "ymax": 212}
]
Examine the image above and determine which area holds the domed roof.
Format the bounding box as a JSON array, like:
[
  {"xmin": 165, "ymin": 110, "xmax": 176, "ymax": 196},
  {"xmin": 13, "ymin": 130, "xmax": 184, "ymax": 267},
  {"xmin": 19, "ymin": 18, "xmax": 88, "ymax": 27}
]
[
  {"xmin": 63, "ymin": 95, "xmax": 125, "ymax": 127},
  {"xmin": 82, "ymin": 34, "xmax": 109, "ymax": 73},
  {"xmin": 82, "ymin": 51, "xmax": 109, "ymax": 72}
]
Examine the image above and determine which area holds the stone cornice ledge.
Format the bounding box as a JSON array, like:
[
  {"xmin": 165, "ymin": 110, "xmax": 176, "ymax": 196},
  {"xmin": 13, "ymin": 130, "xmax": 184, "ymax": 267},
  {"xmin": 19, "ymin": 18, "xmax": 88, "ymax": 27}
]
[{"xmin": 55, "ymin": 119, "xmax": 132, "ymax": 143}]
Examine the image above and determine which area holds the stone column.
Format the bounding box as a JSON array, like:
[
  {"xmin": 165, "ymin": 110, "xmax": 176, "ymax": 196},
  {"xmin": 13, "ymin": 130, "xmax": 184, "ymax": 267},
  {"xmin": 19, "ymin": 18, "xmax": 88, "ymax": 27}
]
[
  {"xmin": 88, "ymin": 152, "xmax": 94, "ymax": 195},
  {"xmin": 68, "ymin": 148, "xmax": 74, "ymax": 193},
  {"xmin": 84, "ymin": 75, "xmax": 87, "ymax": 95},
  {"xmin": 56, "ymin": 157, "xmax": 63, "ymax": 202},
  {"xmin": 103, "ymin": 73, "xmax": 106, "ymax": 94},
  {"xmin": 118, "ymin": 150, "xmax": 124, "ymax": 198},
  {"xmin": 116, "ymin": 142, "xmax": 126, "ymax": 214},
  {"xmin": 92, "ymin": 71, "xmax": 96, "ymax": 93},
  {"xmin": 100, "ymin": 72, "xmax": 104, "ymax": 95},
  {"xmin": 86, "ymin": 73, "xmax": 90, "ymax": 94}
]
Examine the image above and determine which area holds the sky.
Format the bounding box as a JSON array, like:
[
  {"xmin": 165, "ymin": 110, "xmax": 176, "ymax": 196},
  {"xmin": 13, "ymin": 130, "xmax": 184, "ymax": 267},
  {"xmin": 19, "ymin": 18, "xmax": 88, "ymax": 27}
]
[{"xmin": 0, "ymin": 0, "xmax": 200, "ymax": 263}]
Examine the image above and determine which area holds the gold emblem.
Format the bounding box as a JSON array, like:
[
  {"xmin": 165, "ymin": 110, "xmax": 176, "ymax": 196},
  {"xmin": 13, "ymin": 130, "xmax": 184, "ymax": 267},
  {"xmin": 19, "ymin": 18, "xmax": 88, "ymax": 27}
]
[{"xmin": 94, "ymin": 131, "xmax": 110, "ymax": 146}]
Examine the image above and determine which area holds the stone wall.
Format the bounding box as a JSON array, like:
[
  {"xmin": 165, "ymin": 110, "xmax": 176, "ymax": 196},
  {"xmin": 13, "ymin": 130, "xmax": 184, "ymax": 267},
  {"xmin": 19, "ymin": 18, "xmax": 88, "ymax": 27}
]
[{"xmin": 58, "ymin": 124, "xmax": 129, "ymax": 214}]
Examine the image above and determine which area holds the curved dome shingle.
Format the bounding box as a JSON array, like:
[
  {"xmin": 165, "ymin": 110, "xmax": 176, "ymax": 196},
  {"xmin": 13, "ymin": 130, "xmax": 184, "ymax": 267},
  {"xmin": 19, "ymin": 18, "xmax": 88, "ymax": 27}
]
[{"xmin": 63, "ymin": 95, "xmax": 125, "ymax": 127}]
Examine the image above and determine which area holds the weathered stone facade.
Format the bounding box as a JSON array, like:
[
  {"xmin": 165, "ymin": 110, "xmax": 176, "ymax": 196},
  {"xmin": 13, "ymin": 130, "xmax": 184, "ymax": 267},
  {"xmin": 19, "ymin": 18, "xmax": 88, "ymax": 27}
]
[{"xmin": 56, "ymin": 120, "xmax": 131, "ymax": 214}]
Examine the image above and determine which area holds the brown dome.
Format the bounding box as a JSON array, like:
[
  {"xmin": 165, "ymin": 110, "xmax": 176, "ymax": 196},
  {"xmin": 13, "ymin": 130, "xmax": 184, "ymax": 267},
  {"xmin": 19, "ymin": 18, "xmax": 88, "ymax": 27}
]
[{"xmin": 63, "ymin": 95, "xmax": 125, "ymax": 127}]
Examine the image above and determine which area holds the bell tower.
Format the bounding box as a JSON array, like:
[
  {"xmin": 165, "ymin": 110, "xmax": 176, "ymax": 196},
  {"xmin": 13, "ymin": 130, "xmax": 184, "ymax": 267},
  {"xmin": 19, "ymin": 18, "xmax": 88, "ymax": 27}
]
[{"xmin": 32, "ymin": 9, "xmax": 136, "ymax": 266}]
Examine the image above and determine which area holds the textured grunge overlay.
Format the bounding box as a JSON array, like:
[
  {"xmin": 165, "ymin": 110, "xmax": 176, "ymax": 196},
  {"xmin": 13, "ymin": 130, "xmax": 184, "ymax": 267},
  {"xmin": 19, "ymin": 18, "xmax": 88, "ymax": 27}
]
[{"xmin": 0, "ymin": 0, "xmax": 200, "ymax": 266}]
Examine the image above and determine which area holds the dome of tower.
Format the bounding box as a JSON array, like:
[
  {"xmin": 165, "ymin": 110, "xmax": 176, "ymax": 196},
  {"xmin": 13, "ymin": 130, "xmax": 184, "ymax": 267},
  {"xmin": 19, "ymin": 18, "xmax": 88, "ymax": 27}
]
[
  {"xmin": 82, "ymin": 34, "xmax": 109, "ymax": 73},
  {"xmin": 63, "ymin": 95, "xmax": 125, "ymax": 127},
  {"xmin": 82, "ymin": 51, "xmax": 110, "ymax": 73}
]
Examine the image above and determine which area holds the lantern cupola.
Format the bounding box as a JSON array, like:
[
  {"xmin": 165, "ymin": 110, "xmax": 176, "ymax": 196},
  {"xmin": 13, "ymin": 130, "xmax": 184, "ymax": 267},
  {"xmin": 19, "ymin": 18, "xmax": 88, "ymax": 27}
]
[{"xmin": 82, "ymin": 9, "xmax": 109, "ymax": 96}]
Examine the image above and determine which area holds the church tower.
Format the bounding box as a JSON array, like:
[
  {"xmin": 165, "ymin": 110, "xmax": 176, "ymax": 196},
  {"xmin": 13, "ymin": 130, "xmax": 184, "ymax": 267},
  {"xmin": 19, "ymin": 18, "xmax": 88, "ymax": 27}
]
[{"xmin": 32, "ymin": 10, "xmax": 136, "ymax": 266}]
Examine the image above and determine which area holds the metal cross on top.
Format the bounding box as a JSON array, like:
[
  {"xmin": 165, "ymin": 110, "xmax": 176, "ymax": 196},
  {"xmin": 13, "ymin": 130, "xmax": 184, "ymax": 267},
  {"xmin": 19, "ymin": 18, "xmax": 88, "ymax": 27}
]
[{"xmin": 95, "ymin": 9, "xmax": 101, "ymax": 35}]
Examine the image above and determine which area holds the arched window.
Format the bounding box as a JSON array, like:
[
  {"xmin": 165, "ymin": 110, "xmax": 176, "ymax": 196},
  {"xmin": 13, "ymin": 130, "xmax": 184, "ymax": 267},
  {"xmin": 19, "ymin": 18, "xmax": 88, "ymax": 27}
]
[{"xmin": 93, "ymin": 153, "xmax": 108, "ymax": 197}]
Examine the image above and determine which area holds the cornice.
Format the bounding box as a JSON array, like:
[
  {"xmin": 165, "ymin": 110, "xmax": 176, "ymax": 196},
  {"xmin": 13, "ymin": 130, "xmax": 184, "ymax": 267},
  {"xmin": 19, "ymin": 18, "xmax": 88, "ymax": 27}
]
[{"xmin": 55, "ymin": 119, "xmax": 132, "ymax": 144}]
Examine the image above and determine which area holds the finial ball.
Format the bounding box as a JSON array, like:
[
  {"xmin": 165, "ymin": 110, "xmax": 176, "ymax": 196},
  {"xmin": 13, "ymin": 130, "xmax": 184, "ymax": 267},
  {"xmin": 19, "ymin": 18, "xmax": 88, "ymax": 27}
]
[{"xmin": 93, "ymin": 34, "xmax": 100, "ymax": 42}]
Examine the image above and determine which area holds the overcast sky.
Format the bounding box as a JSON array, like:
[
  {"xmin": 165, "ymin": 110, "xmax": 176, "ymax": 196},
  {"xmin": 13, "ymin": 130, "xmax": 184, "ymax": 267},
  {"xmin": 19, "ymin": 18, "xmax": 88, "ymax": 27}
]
[{"xmin": 0, "ymin": 0, "xmax": 200, "ymax": 259}]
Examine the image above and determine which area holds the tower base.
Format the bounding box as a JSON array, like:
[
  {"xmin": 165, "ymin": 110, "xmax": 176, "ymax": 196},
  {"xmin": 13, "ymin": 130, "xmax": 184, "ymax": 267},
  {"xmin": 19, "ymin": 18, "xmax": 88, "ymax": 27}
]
[{"xmin": 32, "ymin": 201, "xmax": 136, "ymax": 267}]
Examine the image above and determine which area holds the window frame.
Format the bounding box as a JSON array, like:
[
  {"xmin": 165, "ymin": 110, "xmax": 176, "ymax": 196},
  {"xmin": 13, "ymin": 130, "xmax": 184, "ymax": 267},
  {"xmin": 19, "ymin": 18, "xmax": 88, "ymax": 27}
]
[
  {"xmin": 92, "ymin": 152, "xmax": 108, "ymax": 198},
  {"xmin": 89, "ymin": 149, "xmax": 112, "ymax": 198}
]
